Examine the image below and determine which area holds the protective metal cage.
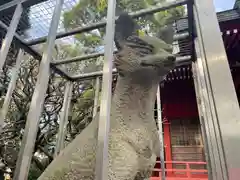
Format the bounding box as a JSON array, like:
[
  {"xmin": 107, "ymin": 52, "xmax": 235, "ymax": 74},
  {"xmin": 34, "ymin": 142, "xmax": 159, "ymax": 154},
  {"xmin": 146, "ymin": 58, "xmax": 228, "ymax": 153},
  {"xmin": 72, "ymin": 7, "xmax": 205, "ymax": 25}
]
[{"xmin": 0, "ymin": 0, "xmax": 239, "ymax": 180}]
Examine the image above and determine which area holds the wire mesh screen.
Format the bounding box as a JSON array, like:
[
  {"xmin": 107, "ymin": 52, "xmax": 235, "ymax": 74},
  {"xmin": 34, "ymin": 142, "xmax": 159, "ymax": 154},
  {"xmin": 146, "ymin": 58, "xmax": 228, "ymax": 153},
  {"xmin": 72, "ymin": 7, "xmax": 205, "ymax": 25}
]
[
  {"xmin": 0, "ymin": 0, "xmax": 193, "ymax": 78},
  {"xmin": 0, "ymin": 0, "xmax": 80, "ymax": 41},
  {"xmin": 25, "ymin": 0, "xmax": 79, "ymax": 41}
]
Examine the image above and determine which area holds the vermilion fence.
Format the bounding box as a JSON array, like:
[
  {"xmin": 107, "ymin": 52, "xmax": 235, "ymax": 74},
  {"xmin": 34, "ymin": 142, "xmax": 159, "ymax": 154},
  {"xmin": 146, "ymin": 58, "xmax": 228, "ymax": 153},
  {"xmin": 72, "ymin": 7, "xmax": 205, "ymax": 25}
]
[{"xmin": 151, "ymin": 161, "xmax": 208, "ymax": 180}]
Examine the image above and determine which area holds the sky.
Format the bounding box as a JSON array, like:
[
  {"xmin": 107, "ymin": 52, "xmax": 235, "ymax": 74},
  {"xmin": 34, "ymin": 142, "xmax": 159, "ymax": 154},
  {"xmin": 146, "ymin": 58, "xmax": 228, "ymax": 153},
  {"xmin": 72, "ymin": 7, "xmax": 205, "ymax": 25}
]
[{"xmin": 213, "ymin": 0, "xmax": 235, "ymax": 12}]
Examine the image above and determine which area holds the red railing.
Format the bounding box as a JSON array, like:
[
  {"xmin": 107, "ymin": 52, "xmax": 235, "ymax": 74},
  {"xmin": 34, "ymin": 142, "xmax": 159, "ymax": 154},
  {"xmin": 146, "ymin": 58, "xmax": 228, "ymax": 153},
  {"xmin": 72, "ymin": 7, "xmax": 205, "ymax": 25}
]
[{"xmin": 151, "ymin": 161, "xmax": 208, "ymax": 180}]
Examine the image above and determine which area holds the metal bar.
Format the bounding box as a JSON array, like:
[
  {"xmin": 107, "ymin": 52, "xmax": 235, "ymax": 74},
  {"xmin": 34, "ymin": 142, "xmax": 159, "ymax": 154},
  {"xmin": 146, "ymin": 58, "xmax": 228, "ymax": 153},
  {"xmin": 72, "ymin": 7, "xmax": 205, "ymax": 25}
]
[
  {"xmin": 0, "ymin": 20, "xmax": 26, "ymax": 43},
  {"xmin": 194, "ymin": 11, "xmax": 225, "ymax": 180},
  {"xmin": 130, "ymin": 0, "xmax": 188, "ymax": 18},
  {"xmin": 52, "ymin": 32, "xmax": 189, "ymax": 66},
  {"xmin": 196, "ymin": 36, "xmax": 223, "ymax": 179},
  {"xmin": 156, "ymin": 85, "xmax": 166, "ymax": 180},
  {"xmin": 194, "ymin": 0, "xmax": 240, "ymax": 180},
  {"xmin": 52, "ymin": 52, "xmax": 105, "ymax": 66},
  {"xmin": 186, "ymin": 0, "xmax": 194, "ymax": 36},
  {"xmin": 192, "ymin": 43, "xmax": 214, "ymax": 179},
  {"xmin": 94, "ymin": 0, "xmax": 116, "ymax": 179},
  {"xmin": 93, "ymin": 77, "xmax": 100, "ymax": 118},
  {"xmin": 191, "ymin": 62, "xmax": 209, "ymax": 164},
  {"xmin": 54, "ymin": 81, "xmax": 73, "ymax": 157},
  {"xmin": 71, "ymin": 56, "xmax": 192, "ymax": 81},
  {"xmin": 18, "ymin": 40, "xmax": 72, "ymax": 80},
  {"xmin": 194, "ymin": 8, "xmax": 225, "ymax": 180},
  {"xmin": 13, "ymin": 0, "xmax": 64, "ymax": 179},
  {"xmin": 0, "ymin": 0, "xmax": 47, "ymax": 13},
  {"xmin": 186, "ymin": 0, "xmax": 196, "ymax": 61},
  {"xmin": 26, "ymin": 0, "xmax": 188, "ymax": 46},
  {"xmin": 71, "ymin": 68, "xmax": 117, "ymax": 81},
  {"xmin": 0, "ymin": 20, "xmax": 72, "ymax": 80},
  {"xmin": 0, "ymin": 49, "xmax": 24, "ymax": 132},
  {"xmin": 0, "ymin": 0, "xmax": 29, "ymax": 12},
  {"xmin": 0, "ymin": 3, "xmax": 23, "ymax": 72}
]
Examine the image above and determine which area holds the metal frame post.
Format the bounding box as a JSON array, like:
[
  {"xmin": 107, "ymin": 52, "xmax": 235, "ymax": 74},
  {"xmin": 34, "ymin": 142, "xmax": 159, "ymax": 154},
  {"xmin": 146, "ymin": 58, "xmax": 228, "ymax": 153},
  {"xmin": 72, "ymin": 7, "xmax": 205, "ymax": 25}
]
[
  {"xmin": 156, "ymin": 85, "xmax": 166, "ymax": 180},
  {"xmin": 194, "ymin": 24, "xmax": 224, "ymax": 180},
  {"xmin": 54, "ymin": 81, "xmax": 73, "ymax": 157},
  {"xmin": 194, "ymin": 22, "xmax": 225, "ymax": 179},
  {"xmin": 93, "ymin": 77, "xmax": 100, "ymax": 118},
  {"xmin": 13, "ymin": 0, "xmax": 64, "ymax": 179},
  {"xmin": 192, "ymin": 43, "xmax": 214, "ymax": 178},
  {"xmin": 194, "ymin": 0, "xmax": 240, "ymax": 179},
  {"xmin": 0, "ymin": 49, "xmax": 24, "ymax": 132},
  {"xmin": 94, "ymin": 0, "xmax": 116, "ymax": 179},
  {"xmin": 0, "ymin": 2, "xmax": 23, "ymax": 72}
]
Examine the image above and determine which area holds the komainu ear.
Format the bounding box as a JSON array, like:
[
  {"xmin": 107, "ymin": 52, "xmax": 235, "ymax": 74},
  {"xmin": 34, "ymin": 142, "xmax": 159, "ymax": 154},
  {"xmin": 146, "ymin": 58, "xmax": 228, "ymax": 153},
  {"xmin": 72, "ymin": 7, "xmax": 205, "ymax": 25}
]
[{"xmin": 114, "ymin": 12, "xmax": 139, "ymax": 50}]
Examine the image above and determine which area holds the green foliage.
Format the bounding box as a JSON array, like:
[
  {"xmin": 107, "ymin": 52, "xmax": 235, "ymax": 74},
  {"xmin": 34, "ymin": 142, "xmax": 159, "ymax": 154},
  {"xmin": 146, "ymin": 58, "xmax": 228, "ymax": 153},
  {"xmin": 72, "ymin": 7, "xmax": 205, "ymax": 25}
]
[
  {"xmin": 97, "ymin": 0, "xmax": 107, "ymax": 12},
  {"xmin": 71, "ymin": 87, "xmax": 94, "ymax": 128},
  {"xmin": 63, "ymin": 0, "xmax": 107, "ymax": 30},
  {"xmin": 62, "ymin": 0, "xmax": 185, "ymax": 49},
  {"xmin": 57, "ymin": 43, "xmax": 84, "ymax": 59},
  {"xmin": 154, "ymin": 6, "xmax": 186, "ymax": 27},
  {"xmin": 82, "ymin": 89, "xmax": 94, "ymax": 99},
  {"xmin": 75, "ymin": 33, "xmax": 102, "ymax": 47}
]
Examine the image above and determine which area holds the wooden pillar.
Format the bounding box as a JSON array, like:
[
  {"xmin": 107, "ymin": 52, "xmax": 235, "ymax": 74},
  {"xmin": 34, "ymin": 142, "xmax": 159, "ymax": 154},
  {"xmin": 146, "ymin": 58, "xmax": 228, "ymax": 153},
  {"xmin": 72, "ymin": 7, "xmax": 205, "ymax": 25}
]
[{"xmin": 163, "ymin": 117, "xmax": 173, "ymax": 176}]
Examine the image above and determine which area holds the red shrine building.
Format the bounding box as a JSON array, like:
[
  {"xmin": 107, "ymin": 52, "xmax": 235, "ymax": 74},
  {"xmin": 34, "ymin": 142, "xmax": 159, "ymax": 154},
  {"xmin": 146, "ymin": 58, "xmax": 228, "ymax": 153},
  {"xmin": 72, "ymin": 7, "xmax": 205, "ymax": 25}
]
[{"xmin": 151, "ymin": 6, "xmax": 240, "ymax": 180}]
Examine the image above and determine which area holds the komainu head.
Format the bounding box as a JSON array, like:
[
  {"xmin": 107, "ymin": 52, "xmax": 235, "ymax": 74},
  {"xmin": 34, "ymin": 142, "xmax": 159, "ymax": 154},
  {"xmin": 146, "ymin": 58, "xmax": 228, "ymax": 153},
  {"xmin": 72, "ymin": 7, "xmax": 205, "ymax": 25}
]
[{"xmin": 114, "ymin": 13, "xmax": 176, "ymax": 77}]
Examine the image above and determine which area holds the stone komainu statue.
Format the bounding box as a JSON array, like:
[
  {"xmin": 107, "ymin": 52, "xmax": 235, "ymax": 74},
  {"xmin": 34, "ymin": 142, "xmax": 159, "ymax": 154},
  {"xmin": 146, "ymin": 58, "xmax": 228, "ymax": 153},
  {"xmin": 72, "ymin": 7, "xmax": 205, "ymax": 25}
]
[{"xmin": 38, "ymin": 13, "xmax": 176, "ymax": 180}]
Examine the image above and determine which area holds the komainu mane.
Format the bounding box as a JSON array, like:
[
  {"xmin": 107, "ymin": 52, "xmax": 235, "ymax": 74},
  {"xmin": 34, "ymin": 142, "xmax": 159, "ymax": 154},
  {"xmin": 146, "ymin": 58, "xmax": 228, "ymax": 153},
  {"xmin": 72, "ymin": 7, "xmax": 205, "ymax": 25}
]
[{"xmin": 38, "ymin": 13, "xmax": 176, "ymax": 180}]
